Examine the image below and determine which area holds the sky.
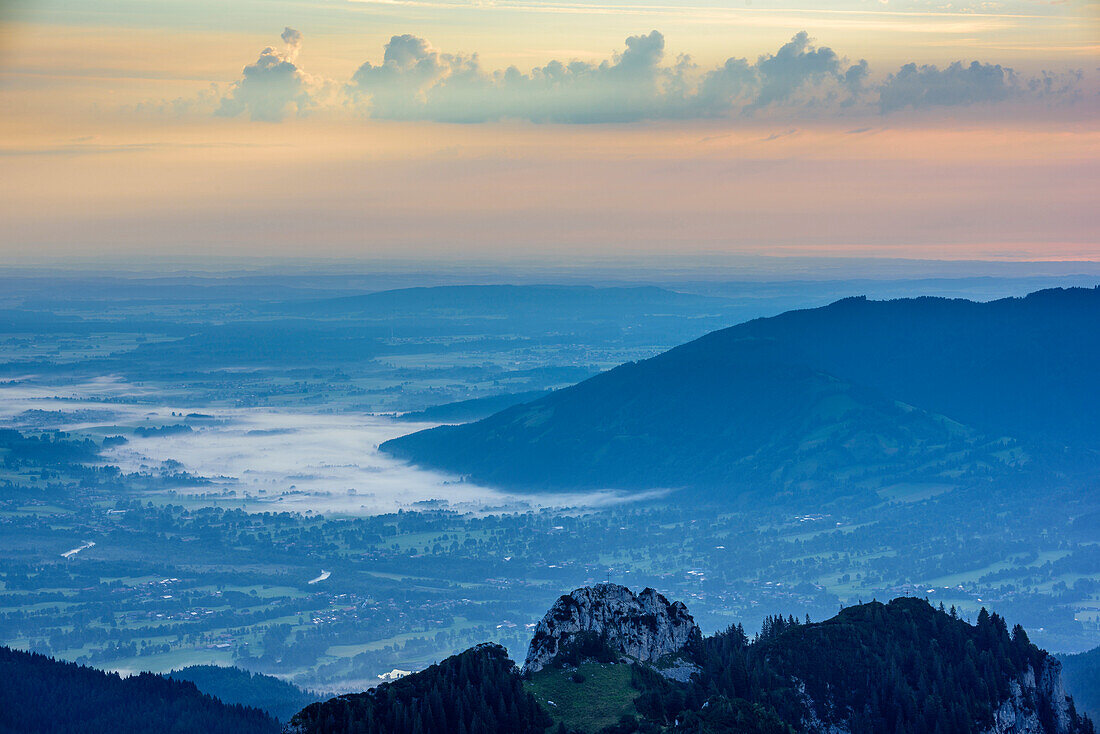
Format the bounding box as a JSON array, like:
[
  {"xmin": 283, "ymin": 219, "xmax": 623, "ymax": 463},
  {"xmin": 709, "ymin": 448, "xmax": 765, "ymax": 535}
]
[{"xmin": 0, "ymin": 0, "xmax": 1097, "ymax": 263}]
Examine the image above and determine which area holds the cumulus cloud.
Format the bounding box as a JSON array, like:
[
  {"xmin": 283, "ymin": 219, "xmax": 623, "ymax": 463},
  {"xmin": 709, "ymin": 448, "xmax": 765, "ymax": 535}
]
[
  {"xmin": 693, "ymin": 57, "xmax": 756, "ymax": 115},
  {"xmin": 1027, "ymin": 68, "xmax": 1086, "ymax": 108},
  {"xmin": 751, "ymin": 31, "xmax": 840, "ymax": 109},
  {"xmin": 216, "ymin": 29, "xmax": 1086, "ymax": 123},
  {"xmin": 281, "ymin": 26, "xmax": 303, "ymax": 59},
  {"xmin": 346, "ymin": 30, "xmax": 675, "ymax": 123},
  {"xmin": 217, "ymin": 27, "xmax": 323, "ymax": 122},
  {"xmin": 345, "ymin": 30, "xmax": 870, "ymax": 122},
  {"xmin": 879, "ymin": 61, "xmax": 1015, "ymax": 113},
  {"xmin": 843, "ymin": 60, "xmax": 870, "ymax": 100}
]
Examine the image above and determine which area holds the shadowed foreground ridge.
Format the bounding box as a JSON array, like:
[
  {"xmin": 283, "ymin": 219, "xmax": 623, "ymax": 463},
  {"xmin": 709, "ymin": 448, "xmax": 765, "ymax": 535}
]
[
  {"xmin": 288, "ymin": 593, "xmax": 1095, "ymax": 734},
  {"xmin": 382, "ymin": 287, "xmax": 1100, "ymax": 494},
  {"xmin": 289, "ymin": 643, "xmax": 552, "ymax": 734},
  {"xmin": 0, "ymin": 645, "xmax": 280, "ymax": 734}
]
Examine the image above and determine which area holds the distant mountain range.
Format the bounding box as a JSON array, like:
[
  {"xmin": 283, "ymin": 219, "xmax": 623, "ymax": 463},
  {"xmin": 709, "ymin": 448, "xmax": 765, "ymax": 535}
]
[
  {"xmin": 382, "ymin": 287, "xmax": 1100, "ymax": 496},
  {"xmin": 284, "ymin": 284, "xmax": 731, "ymax": 318},
  {"xmin": 72, "ymin": 284, "xmax": 749, "ymax": 375}
]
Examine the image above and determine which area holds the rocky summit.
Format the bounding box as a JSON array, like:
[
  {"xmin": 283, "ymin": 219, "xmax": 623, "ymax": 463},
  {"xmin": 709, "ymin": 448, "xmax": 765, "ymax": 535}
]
[
  {"xmin": 521, "ymin": 583, "xmax": 700, "ymax": 674},
  {"xmin": 288, "ymin": 595, "xmax": 1096, "ymax": 734}
]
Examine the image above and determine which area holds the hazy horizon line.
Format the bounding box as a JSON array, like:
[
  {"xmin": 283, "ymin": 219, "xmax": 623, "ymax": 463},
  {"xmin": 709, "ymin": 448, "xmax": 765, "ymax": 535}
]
[{"xmin": 3, "ymin": 254, "xmax": 1100, "ymax": 282}]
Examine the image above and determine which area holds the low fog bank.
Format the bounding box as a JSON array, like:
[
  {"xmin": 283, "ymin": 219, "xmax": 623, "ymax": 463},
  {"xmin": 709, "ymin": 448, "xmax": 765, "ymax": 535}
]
[{"xmin": 0, "ymin": 378, "xmax": 642, "ymax": 515}]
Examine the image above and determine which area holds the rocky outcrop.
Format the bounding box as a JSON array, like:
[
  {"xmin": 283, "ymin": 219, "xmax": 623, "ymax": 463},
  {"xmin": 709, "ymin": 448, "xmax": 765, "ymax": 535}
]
[
  {"xmin": 795, "ymin": 679, "xmax": 852, "ymax": 734},
  {"xmin": 522, "ymin": 584, "xmax": 700, "ymax": 674},
  {"xmin": 983, "ymin": 657, "xmax": 1082, "ymax": 734}
]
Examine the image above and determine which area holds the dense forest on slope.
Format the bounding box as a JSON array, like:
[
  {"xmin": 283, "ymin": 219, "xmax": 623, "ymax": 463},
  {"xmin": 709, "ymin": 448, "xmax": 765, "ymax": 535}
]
[
  {"xmin": 692, "ymin": 599, "xmax": 1079, "ymax": 734},
  {"xmin": 288, "ymin": 598, "xmax": 1095, "ymax": 734},
  {"xmin": 0, "ymin": 646, "xmax": 279, "ymax": 734},
  {"xmin": 167, "ymin": 664, "xmax": 318, "ymax": 722},
  {"xmin": 383, "ymin": 287, "xmax": 1100, "ymax": 494},
  {"xmin": 290, "ymin": 643, "xmax": 552, "ymax": 734}
]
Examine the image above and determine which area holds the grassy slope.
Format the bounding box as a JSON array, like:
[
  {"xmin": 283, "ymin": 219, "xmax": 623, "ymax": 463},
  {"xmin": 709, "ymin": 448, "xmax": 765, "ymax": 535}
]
[{"xmin": 525, "ymin": 662, "xmax": 638, "ymax": 733}]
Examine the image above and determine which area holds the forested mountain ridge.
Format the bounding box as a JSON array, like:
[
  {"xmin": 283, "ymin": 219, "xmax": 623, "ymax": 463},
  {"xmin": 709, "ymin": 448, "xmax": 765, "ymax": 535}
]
[
  {"xmin": 741, "ymin": 599, "xmax": 1083, "ymax": 734},
  {"xmin": 167, "ymin": 664, "xmax": 318, "ymax": 723},
  {"xmin": 382, "ymin": 287, "xmax": 1100, "ymax": 494},
  {"xmin": 288, "ymin": 593, "xmax": 1095, "ymax": 734},
  {"xmin": 684, "ymin": 287, "xmax": 1100, "ymax": 443},
  {"xmin": 289, "ymin": 643, "xmax": 552, "ymax": 734},
  {"xmin": 0, "ymin": 645, "xmax": 280, "ymax": 734}
]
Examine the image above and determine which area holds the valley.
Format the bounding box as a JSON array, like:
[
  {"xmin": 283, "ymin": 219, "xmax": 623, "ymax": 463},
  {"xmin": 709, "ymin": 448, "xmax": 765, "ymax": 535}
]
[{"xmin": 0, "ymin": 274, "xmax": 1096, "ymax": 706}]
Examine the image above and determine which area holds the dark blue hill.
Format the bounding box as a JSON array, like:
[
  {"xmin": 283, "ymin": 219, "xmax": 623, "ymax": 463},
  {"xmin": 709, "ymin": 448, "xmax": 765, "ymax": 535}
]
[
  {"xmin": 0, "ymin": 646, "xmax": 279, "ymax": 734},
  {"xmin": 381, "ymin": 287, "xmax": 1100, "ymax": 494},
  {"xmin": 167, "ymin": 664, "xmax": 318, "ymax": 722},
  {"xmin": 1060, "ymin": 646, "xmax": 1100, "ymax": 725}
]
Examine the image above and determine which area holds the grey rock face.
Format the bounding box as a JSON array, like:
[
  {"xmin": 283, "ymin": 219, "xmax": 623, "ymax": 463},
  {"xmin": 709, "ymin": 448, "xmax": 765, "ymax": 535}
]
[
  {"xmin": 983, "ymin": 657, "xmax": 1079, "ymax": 734},
  {"xmin": 522, "ymin": 584, "xmax": 700, "ymax": 674}
]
